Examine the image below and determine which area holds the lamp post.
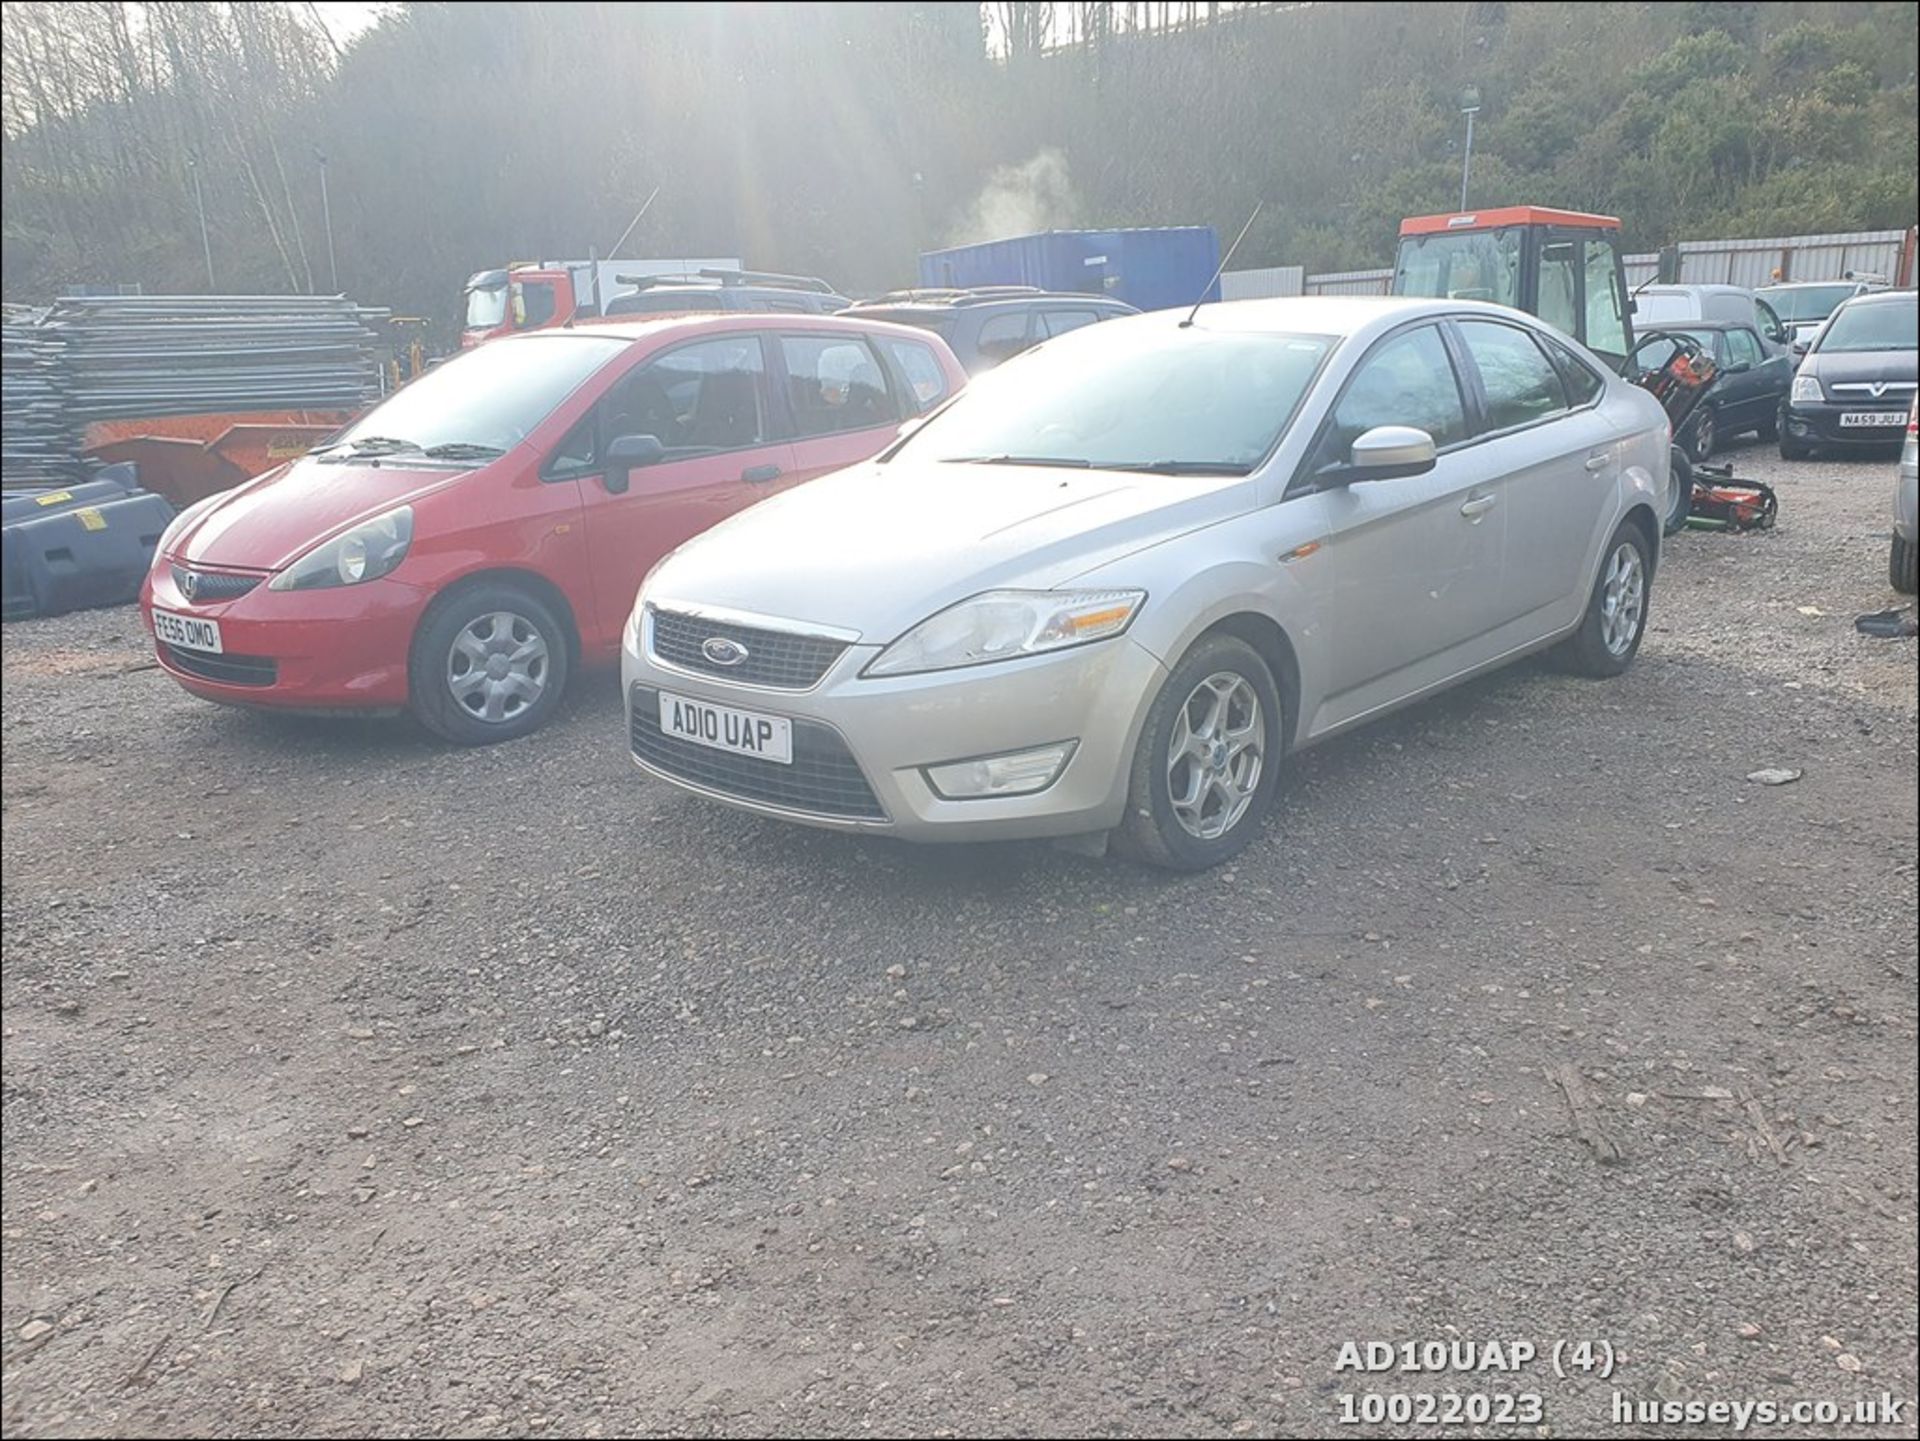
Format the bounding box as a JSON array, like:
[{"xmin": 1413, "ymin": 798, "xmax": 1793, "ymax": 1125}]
[
  {"xmin": 187, "ymin": 154, "xmax": 215, "ymax": 290},
  {"xmin": 1458, "ymin": 85, "xmax": 1482, "ymax": 214},
  {"xmin": 317, "ymin": 149, "xmax": 339, "ymax": 293}
]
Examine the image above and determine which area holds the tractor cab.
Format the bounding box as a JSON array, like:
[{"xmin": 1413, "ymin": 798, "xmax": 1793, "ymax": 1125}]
[{"xmin": 1392, "ymin": 206, "xmax": 1633, "ymax": 369}]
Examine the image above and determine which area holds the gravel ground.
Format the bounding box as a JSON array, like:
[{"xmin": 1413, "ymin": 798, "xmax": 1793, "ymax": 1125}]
[{"xmin": 3, "ymin": 442, "xmax": 1915, "ymax": 1439}]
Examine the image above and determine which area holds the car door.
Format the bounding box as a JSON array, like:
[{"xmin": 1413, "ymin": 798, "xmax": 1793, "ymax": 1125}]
[
  {"xmin": 1723, "ymin": 326, "xmax": 1781, "ymax": 430},
  {"xmin": 1303, "ymin": 321, "xmax": 1510, "ymax": 722},
  {"xmin": 1748, "ymin": 322, "xmax": 1795, "ymax": 424},
  {"xmin": 558, "ymin": 334, "xmax": 795, "ymax": 652},
  {"xmin": 773, "ymin": 332, "xmax": 907, "ymax": 487},
  {"xmin": 1454, "ymin": 318, "xmax": 1618, "ymax": 636}
]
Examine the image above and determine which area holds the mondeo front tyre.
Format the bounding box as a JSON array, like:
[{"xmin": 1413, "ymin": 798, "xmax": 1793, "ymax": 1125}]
[{"xmin": 1114, "ymin": 633, "xmax": 1283, "ymax": 871}]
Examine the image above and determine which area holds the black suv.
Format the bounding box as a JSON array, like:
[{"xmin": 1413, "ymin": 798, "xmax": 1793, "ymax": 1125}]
[
  {"xmin": 603, "ymin": 269, "xmax": 851, "ymax": 318},
  {"xmin": 842, "ymin": 287, "xmax": 1139, "ymax": 373}
]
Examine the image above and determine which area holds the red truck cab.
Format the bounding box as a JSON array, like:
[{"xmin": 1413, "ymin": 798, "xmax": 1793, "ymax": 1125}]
[{"xmin": 460, "ymin": 264, "xmax": 579, "ymax": 349}]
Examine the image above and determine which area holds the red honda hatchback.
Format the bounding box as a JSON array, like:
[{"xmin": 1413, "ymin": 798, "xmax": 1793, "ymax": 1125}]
[{"xmin": 141, "ymin": 315, "xmax": 965, "ymax": 743}]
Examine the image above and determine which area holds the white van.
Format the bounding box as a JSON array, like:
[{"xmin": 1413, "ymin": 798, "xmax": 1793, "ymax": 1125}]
[{"xmin": 1634, "ymin": 284, "xmax": 1789, "ymax": 346}]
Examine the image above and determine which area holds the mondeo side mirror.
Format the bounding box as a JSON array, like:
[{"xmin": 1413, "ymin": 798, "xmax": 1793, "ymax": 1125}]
[
  {"xmin": 604, "ymin": 432, "xmax": 665, "ymax": 494},
  {"xmin": 1342, "ymin": 425, "xmax": 1438, "ymax": 483}
]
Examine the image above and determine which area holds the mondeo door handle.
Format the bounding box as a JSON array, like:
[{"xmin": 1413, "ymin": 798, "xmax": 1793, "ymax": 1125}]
[
  {"xmin": 1585, "ymin": 451, "xmax": 1612, "ymax": 471},
  {"xmin": 1460, "ymin": 493, "xmax": 1497, "ymax": 520},
  {"xmin": 741, "ymin": 464, "xmax": 783, "ymax": 484}
]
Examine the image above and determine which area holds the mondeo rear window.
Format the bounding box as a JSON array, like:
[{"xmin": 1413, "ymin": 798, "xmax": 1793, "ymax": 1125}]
[{"xmin": 897, "ymin": 324, "xmax": 1333, "ymax": 474}]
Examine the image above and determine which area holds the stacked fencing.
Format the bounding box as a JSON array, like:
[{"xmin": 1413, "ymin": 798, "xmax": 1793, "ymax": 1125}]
[
  {"xmin": 0, "ymin": 294, "xmax": 388, "ymax": 488},
  {"xmin": 48, "ymin": 294, "xmax": 388, "ymax": 421},
  {"xmin": 2, "ymin": 305, "xmax": 81, "ymax": 487}
]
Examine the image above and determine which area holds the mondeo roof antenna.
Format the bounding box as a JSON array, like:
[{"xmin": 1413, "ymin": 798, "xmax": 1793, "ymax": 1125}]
[{"xmin": 1181, "ymin": 201, "xmax": 1263, "ymax": 328}]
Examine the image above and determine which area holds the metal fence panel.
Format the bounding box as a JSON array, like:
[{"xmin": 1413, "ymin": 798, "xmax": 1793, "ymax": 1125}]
[
  {"xmin": 1304, "ymin": 267, "xmax": 1393, "ymax": 296},
  {"xmin": 1221, "ymin": 265, "xmax": 1305, "ymax": 300},
  {"xmin": 1675, "ymin": 230, "xmax": 1910, "ymax": 287}
]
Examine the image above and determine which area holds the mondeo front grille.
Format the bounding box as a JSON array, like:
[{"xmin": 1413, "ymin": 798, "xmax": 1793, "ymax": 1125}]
[
  {"xmin": 648, "ymin": 607, "xmax": 848, "ymax": 689},
  {"xmin": 628, "ymin": 686, "xmax": 884, "ymax": 821}
]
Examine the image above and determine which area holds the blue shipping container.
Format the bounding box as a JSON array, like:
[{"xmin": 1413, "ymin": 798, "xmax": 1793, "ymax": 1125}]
[{"xmin": 918, "ymin": 227, "xmax": 1221, "ymax": 312}]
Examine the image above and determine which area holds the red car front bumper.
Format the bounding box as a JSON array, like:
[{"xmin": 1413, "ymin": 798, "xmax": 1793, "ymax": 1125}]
[{"xmin": 141, "ymin": 556, "xmax": 430, "ymax": 711}]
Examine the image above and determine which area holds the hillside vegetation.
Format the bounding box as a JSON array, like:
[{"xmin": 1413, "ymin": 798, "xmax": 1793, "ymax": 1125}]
[{"xmin": 3, "ymin": 1, "xmax": 1914, "ymax": 326}]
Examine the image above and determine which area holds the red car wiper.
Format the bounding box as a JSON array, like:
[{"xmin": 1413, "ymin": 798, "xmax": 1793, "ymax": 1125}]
[{"xmin": 316, "ymin": 435, "xmax": 424, "ymax": 463}]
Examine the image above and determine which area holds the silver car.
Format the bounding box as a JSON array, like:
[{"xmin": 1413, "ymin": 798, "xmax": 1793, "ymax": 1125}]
[{"xmin": 621, "ymin": 298, "xmax": 1669, "ymax": 870}]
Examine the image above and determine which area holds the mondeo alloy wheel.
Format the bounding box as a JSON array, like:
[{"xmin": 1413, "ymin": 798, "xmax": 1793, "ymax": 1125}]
[
  {"xmin": 1115, "ymin": 633, "xmax": 1284, "ymax": 871},
  {"xmin": 1165, "ymin": 671, "xmax": 1266, "ymax": 841},
  {"xmin": 1555, "ymin": 518, "xmax": 1653, "ymax": 679},
  {"xmin": 1598, "ymin": 541, "xmax": 1646, "ymax": 658},
  {"xmin": 446, "ymin": 610, "xmax": 550, "ymax": 724}
]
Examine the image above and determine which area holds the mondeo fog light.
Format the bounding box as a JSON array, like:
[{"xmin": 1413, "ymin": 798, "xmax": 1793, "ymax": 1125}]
[{"xmin": 925, "ymin": 742, "xmax": 1077, "ymax": 800}]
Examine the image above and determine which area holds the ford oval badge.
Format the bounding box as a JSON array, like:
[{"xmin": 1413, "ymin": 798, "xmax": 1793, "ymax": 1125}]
[{"xmin": 702, "ymin": 636, "xmax": 749, "ymax": 667}]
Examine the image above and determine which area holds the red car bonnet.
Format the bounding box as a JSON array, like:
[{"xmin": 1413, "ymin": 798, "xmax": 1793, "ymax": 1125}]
[{"xmin": 172, "ymin": 456, "xmax": 473, "ymax": 572}]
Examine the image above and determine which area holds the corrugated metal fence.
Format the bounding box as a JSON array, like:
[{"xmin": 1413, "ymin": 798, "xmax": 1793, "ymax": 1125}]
[
  {"xmin": 1220, "ymin": 265, "xmax": 1305, "ymax": 300},
  {"xmin": 1623, "ymin": 252, "xmax": 1661, "ymax": 289},
  {"xmin": 1302, "ymin": 267, "xmax": 1394, "ymax": 296},
  {"xmin": 1660, "ymin": 229, "xmax": 1911, "ymax": 286},
  {"xmin": 1270, "ymin": 226, "xmax": 1915, "ymax": 300}
]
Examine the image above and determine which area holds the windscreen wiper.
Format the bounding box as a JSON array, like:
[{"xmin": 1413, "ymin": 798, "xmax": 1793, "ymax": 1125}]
[
  {"xmin": 945, "ymin": 454, "xmax": 1092, "ymax": 468},
  {"xmin": 1109, "ymin": 460, "xmax": 1251, "ymax": 475},
  {"xmin": 422, "ymin": 442, "xmax": 507, "ymax": 460},
  {"xmin": 316, "ymin": 435, "xmax": 423, "ymax": 462}
]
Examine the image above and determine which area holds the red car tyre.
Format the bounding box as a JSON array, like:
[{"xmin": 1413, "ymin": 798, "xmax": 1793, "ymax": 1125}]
[{"xmin": 409, "ymin": 581, "xmax": 571, "ymax": 745}]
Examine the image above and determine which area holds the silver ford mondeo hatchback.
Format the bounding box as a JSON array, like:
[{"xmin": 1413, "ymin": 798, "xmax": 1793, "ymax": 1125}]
[{"xmin": 623, "ymin": 297, "xmax": 1669, "ymax": 870}]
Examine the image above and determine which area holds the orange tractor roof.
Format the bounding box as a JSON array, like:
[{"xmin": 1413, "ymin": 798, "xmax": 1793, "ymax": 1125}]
[{"xmin": 1400, "ymin": 206, "xmax": 1623, "ymax": 237}]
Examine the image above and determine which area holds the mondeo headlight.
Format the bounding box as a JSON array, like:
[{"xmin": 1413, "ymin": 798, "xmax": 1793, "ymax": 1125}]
[
  {"xmin": 864, "ymin": 589, "xmax": 1144, "ymax": 678},
  {"xmin": 268, "ymin": 506, "xmax": 414, "ymax": 591}
]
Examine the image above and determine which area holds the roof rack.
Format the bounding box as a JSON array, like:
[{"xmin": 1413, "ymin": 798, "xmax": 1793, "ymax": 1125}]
[
  {"xmin": 614, "ymin": 269, "xmax": 836, "ymax": 295},
  {"xmin": 850, "ymin": 285, "xmax": 1050, "ymax": 307},
  {"xmin": 700, "ymin": 267, "xmax": 838, "ymax": 294},
  {"xmin": 615, "ymin": 274, "xmax": 703, "ymax": 290},
  {"xmin": 848, "ymin": 288, "xmax": 970, "ymax": 305}
]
